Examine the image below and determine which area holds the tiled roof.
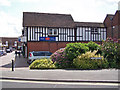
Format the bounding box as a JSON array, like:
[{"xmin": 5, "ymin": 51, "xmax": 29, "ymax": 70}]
[
  {"xmin": 23, "ymin": 12, "xmax": 75, "ymax": 28},
  {"xmin": 75, "ymin": 22, "xmax": 105, "ymax": 27}
]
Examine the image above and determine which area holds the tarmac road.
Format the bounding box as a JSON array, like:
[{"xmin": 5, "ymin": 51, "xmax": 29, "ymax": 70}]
[
  {"xmin": 0, "ymin": 51, "xmax": 15, "ymax": 69},
  {"xmin": 1, "ymin": 79, "xmax": 119, "ymax": 88},
  {"xmin": 0, "ymin": 51, "xmax": 29, "ymax": 71}
]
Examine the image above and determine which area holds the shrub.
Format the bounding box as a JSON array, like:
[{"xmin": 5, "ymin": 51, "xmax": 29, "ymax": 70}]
[
  {"xmin": 116, "ymin": 44, "xmax": 120, "ymax": 69},
  {"xmin": 29, "ymin": 58, "xmax": 56, "ymax": 69},
  {"xmin": 87, "ymin": 41, "xmax": 102, "ymax": 55},
  {"xmin": 102, "ymin": 37, "xmax": 120, "ymax": 68},
  {"xmin": 73, "ymin": 50, "xmax": 109, "ymax": 69},
  {"xmin": 50, "ymin": 48, "xmax": 71, "ymax": 68},
  {"xmin": 65, "ymin": 43, "xmax": 89, "ymax": 62}
]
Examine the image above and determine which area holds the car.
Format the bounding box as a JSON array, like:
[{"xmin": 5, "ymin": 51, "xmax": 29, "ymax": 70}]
[
  {"xmin": 0, "ymin": 51, "xmax": 3, "ymax": 56},
  {"xmin": 6, "ymin": 48, "xmax": 11, "ymax": 53},
  {"xmin": 2, "ymin": 50, "xmax": 7, "ymax": 55},
  {"xmin": 28, "ymin": 51, "xmax": 52, "ymax": 64},
  {"xmin": 0, "ymin": 50, "xmax": 7, "ymax": 56}
]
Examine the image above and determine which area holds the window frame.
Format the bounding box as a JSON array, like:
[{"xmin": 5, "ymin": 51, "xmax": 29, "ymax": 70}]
[{"xmin": 48, "ymin": 28, "xmax": 58, "ymax": 36}]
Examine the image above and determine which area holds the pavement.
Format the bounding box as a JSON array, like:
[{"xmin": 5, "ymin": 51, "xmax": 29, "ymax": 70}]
[
  {"xmin": 0, "ymin": 52, "xmax": 120, "ymax": 83},
  {"xmin": 1, "ymin": 69, "xmax": 120, "ymax": 83}
]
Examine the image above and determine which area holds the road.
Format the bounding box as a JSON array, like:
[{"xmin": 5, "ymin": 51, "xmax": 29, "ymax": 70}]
[
  {"xmin": 1, "ymin": 79, "xmax": 119, "ymax": 88},
  {"xmin": 0, "ymin": 51, "xmax": 15, "ymax": 71},
  {"xmin": 0, "ymin": 51, "xmax": 29, "ymax": 71}
]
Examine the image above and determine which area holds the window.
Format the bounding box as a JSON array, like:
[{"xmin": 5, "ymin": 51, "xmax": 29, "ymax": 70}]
[
  {"xmin": 6, "ymin": 41, "xmax": 8, "ymax": 46},
  {"xmin": 91, "ymin": 28, "xmax": 98, "ymax": 34},
  {"xmin": 14, "ymin": 41, "xmax": 17, "ymax": 46},
  {"xmin": 33, "ymin": 52, "xmax": 45, "ymax": 56},
  {"xmin": 48, "ymin": 28, "xmax": 58, "ymax": 36},
  {"xmin": 45, "ymin": 52, "xmax": 52, "ymax": 56}
]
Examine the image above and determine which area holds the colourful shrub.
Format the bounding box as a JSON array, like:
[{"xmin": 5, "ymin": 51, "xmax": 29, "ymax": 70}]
[
  {"xmin": 65, "ymin": 43, "xmax": 89, "ymax": 62},
  {"xmin": 29, "ymin": 58, "xmax": 56, "ymax": 69},
  {"xmin": 87, "ymin": 41, "xmax": 102, "ymax": 55},
  {"xmin": 50, "ymin": 48, "xmax": 71, "ymax": 68},
  {"xmin": 73, "ymin": 50, "xmax": 109, "ymax": 69},
  {"xmin": 102, "ymin": 37, "xmax": 120, "ymax": 68}
]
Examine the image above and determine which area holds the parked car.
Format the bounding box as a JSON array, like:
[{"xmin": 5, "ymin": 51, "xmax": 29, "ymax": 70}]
[
  {"xmin": 0, "ymin": 50, "xmax": 7, "ymax": 56},
  {"xmin": 0, "ymin": 51, "xmax": 3, "ymax": 56},
  {"xmin": 6, "ymin": 48, "xmax": 10, "ymax": 53},
  {"xmin": 6, "ymin": 48, "xmax": 12, "ymax": 53},
  {"xmin": 2, "ymin": 50, "xmax": 7, "ymax": 55},
  {"xmin": 28, "ymin": 51, "xmax": 52, "ymax": 64}
]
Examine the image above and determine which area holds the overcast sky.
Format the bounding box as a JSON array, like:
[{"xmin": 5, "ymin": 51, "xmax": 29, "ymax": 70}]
[{"xmin": 0, "ymin": 0, "xmax": 119, "ymax": 37}]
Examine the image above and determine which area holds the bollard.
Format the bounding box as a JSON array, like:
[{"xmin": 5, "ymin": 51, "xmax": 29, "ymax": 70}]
[{"xmin": 12, "ymin": 60, "xmax": 14, "ymax": 71}]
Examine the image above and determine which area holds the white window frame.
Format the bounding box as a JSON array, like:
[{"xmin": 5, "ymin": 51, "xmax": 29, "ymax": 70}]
[
  {"xmin": 14, "ymin": 41, "xmax": 17, "ymax": 46},
  {"xmin": 91, "ymin": 28, "xmax": 98, "ymax": 34},
  {"xmin": 6, "ymin": 41, "xmax": 8, "ymax": 46},
  {"xmin": 48, "ymin": 28, "xmax": 58, "ymax": 36}
]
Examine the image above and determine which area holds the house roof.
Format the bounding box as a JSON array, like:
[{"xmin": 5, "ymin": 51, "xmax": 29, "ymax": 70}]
[
  {"xmin": 75, "ymin": 22, "xmax": 105, "ymax": 27},
  {"xmin": 106, "ymin": 14, "xmax": 114, "ymax": 20},
  {"xmin": 23, "ymin": 12, "xmax": 75, "ymax": 28}
]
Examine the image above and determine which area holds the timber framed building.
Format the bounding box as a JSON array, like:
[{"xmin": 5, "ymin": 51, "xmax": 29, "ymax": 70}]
[{"xmin": 22, "ymin": 12, "xmax": 107, "ymax": 57}]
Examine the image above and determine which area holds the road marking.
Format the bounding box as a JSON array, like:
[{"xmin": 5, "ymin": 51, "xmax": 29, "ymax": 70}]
[{"xmin": 0, "ymin": 79, "xmax": 119, "ymax": 86}]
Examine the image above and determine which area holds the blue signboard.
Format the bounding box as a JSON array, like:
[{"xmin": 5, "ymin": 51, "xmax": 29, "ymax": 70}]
[
  {"xmin": 18, "ymin": 38, "xmax": 21, "ymax": 42},
  {"xmin": 39, "ymin": 37, "xmax": 56, "ymax": 41}
]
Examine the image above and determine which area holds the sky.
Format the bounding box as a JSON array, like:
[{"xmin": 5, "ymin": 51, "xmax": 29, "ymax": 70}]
[{"xmin": 0, "ymin": 0, "xmax": 120, "ymax": 37}]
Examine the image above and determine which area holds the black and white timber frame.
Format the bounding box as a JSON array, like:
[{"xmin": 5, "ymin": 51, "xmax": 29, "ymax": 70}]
[{"xmin": 24, "ymin": 26, "xmax": 106, "ymax": 42}]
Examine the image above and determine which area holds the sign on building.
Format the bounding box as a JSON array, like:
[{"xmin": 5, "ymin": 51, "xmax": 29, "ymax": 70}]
[
  {"xmin": 39, "ymin": 37, "xmax": 56, "ymax": 41},
  {"xmin": 21, "ymin": 36, "xmax": 27, "ymax": 42}
]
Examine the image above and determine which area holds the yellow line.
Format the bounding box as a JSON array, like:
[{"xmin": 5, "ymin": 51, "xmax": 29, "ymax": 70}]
[{"xmin": 0, "ymin": 79, "xmax": 119, "ymax": 86}]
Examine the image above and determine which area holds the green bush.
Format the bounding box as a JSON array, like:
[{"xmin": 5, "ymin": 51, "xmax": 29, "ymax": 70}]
[
  {"xmin": 50, "ymin": 48, "xmax": 71, "ymax": 68},
  {"xmin": 116, "ymin": 44, "xmax": 120, "ymax": 69},
  {"xmin": 87, "ymin": 41, "xmax": 102, "ymax": 55},
  {"xmin": 73, "ymin": 50, "xmax": 109, "ymax": 69},
  {"xmin": 29, "ymin": 58, "xmax": 56, "ymax": 69},
  {"xmin": 102, "ymin": 37, "xmax": 120, "ymax": 68},
  {"xmin": 65, "ymin": 43, "xmax": 89, "ymax": 62}
]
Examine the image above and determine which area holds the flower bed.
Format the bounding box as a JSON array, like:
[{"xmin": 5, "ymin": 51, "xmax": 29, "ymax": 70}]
[{"xmin": 29, "ymin": 40, "xmax": 120, "ymax": 69}]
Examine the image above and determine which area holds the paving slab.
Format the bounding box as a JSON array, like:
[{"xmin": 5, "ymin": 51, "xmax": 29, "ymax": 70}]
[{"xmin": 1, "ymin": 69, "xmax": 119, "ymax": 83}]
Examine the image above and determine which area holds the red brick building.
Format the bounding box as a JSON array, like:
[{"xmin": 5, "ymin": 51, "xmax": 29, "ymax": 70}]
[
  {"xmin": 104, "ymin": 10, "xmax": 120, "ymax": 42},
  {"xmin": 22, "ymin": 12, "xmax": 107, "ymax": 57},
  {"xmin": 0, "ymin": 37, "xmax": 21, "ymax": 51}
]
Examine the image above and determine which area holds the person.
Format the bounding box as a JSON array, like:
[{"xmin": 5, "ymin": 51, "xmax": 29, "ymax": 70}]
[
  {"xmin": 15, "ymin": 50, "xmax": 17, "ymax": 56},
  {"xmin": 18, "ymin": 51, "xmax": 21, "ymax": 58}
]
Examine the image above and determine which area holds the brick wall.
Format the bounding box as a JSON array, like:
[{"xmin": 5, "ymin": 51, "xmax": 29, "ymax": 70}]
[
  {"xmin": 103, "ymin": 15, "xmax": 112, "ymax": 39},
  {"xmin": 27, "ymin": 42, "xmax": 70, "ymax": 56},
  {"xmin": 104, "ymin": 11, "xmax": 120, "ymax": 42},
  {"xmin": 113, "ymin": 12, "xmax": 119, "ymax": 26},
  {"xmin": 106, "ymin": 27, "xmax": 112, "ymax": 38},
  {"xmin": 27, "ymin": 41, "xmax": 101, "ymax": 57},
  {"xmin": 1, "ymin": 37, "xmax": 21, "ymax": 48},
  {"xmin": 113, "ymin": 25, "xmax": 119, "ymax": 39}
]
